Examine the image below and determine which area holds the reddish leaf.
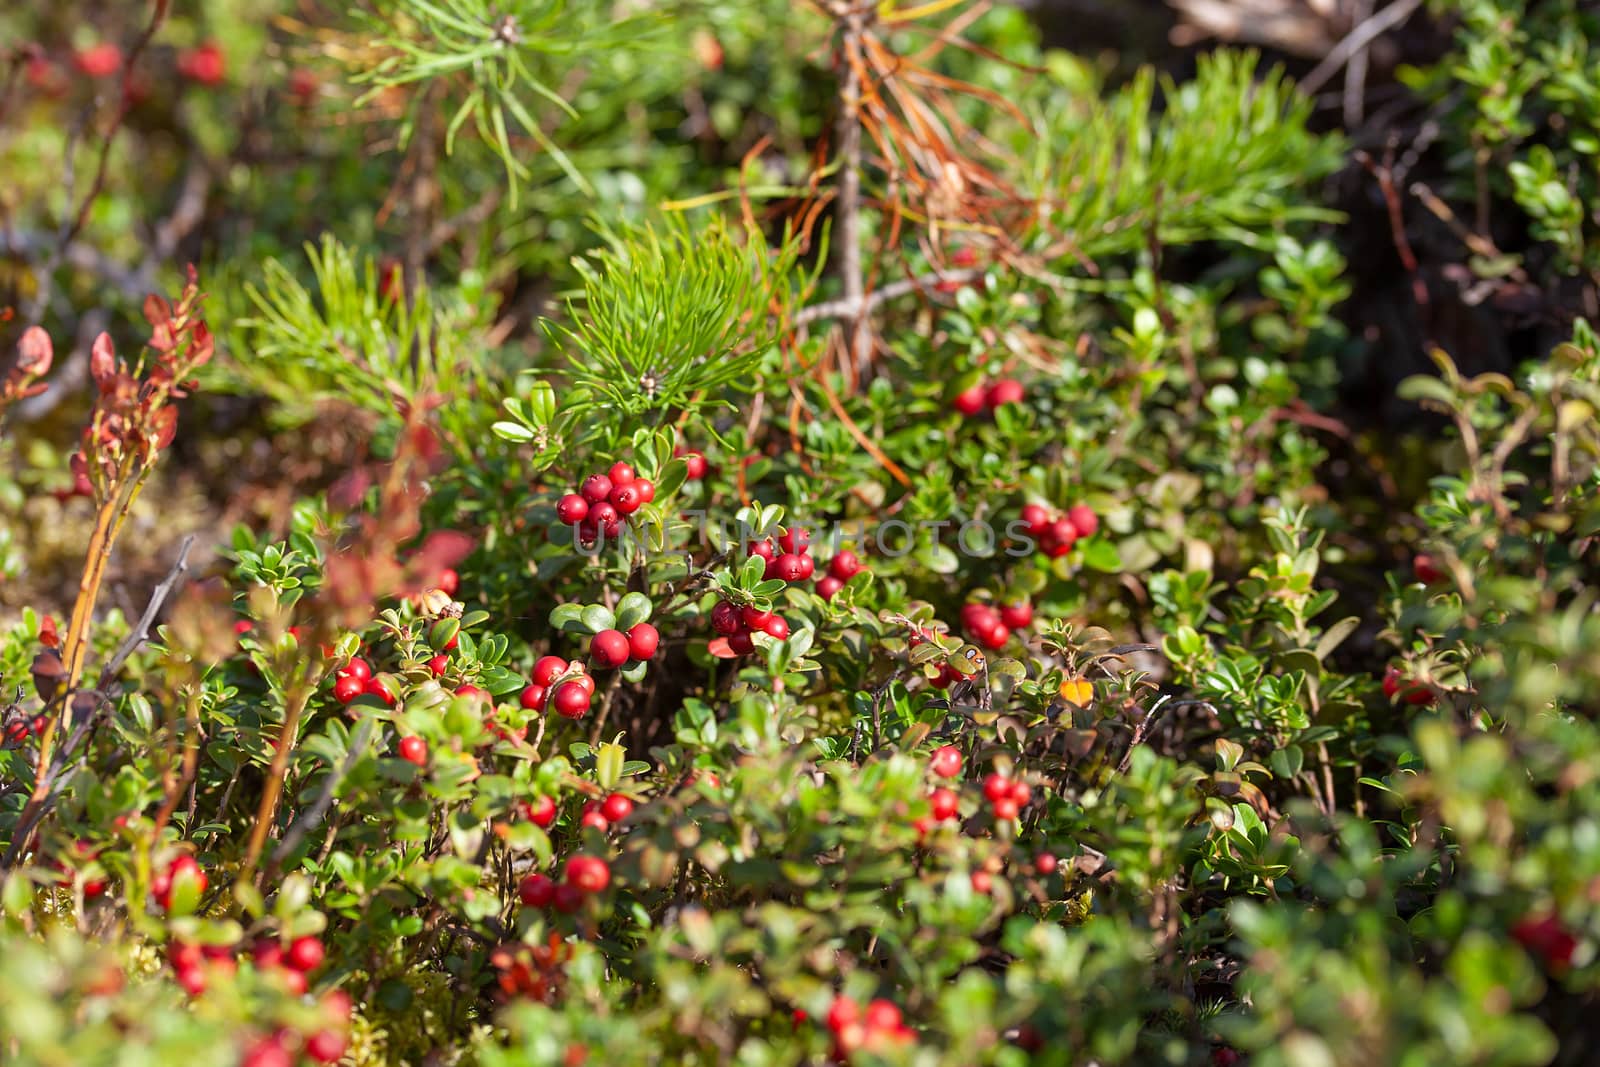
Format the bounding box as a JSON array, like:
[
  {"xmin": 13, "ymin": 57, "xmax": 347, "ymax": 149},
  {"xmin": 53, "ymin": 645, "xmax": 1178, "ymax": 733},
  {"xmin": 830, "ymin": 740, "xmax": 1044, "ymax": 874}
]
[
  {"xmin": 90, "ymin": 332, "xmax": 117, "ymax": 391},
  {"xmin": 16, "ymin": 325, "xmax": 53, "ymax": 377}
]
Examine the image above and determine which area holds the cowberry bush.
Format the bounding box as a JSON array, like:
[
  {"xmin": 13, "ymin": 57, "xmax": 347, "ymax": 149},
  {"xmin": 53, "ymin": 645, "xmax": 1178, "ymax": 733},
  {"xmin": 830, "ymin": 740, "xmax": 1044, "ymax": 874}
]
[{"xmin": 3, "ymin": 1, "xmax": 1600, "ymax": 1065}]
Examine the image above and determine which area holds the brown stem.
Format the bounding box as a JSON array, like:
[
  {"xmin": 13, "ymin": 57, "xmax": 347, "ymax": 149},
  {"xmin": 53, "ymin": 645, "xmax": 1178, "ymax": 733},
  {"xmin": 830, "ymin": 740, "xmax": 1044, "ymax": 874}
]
[
  {"xmin": 239, "ymin": 683, "xmax": 313, "ymax": 886},
  {"xmin": 833, "ymin": 2, "xmax": 872, "ymax": 378}
]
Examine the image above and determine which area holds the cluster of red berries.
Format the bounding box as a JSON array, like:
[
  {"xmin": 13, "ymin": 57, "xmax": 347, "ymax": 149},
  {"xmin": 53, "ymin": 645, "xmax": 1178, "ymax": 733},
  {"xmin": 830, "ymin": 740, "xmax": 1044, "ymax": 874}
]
[
  {"xmin": 981, "ymin": 772, "xmax": 1032, "ymax": 821},
  {"xmin": 577, "ymin": 792, "xmax": 634, "ymax": 832},
  {"xmin": 910, "ymin": 746, "xmax": 966, "ymax": 836},
  {"xmin": 747, "ymin": 524, "xmax": 817, "ymax": 583},
  {"xmin": 151, "ymin": 853, "xmax": 208, "ymax": 912},
  {"xmin": 176, "ymin": 41, "xmax": 225, "ymax": 86},
  {"xmin": 960, "ymin": 599, "xmax": 1033, "ymax": 651},
  {"xmin": 517, "ymin": 854, "xmax": 612, "ymax": 914},
  {"xmin": 330, "ymin": 655, "xmax": 396, "ymax": 707},
  {"xmin": 588, "ymin": 621, "xmax": 660, "ymax": 669},
  {"xmin": 710, "ymin": 600, "xmax": 791, "ymax": 655},
  {"xmin": 236, "ymin": 987, "xmax": 352, "ymax": 1067},
  {"xmin": 3, "ymin": 708, "xmax": 49, "ymax": 745},
  {"xmin": 1381, "ymin": 667, "xmax": 1434, "ymax": 706},
  {"xmin": 816, "ymin": 549, "xmax": 866, "ymax": 602},
  {"xmin": 825, "ymin": 995, "xmax": 914, "ymax": 1059},
  {"xmin": 1018, "ymin": 501, "xmax": 1099, "ymax": 558},
  {"xmin": 519, "ymin": 655, "xmax": 598, "ymax": 718},
  {"xmin": 952, "ymin": 377, "xmax": 1025, "ymax": 416},
  {"xmin": 554, "ymin": 461, "xmax": 656, "ymax": 544},
  {"xmin": 517, "ymin": 794, "xmax": 559, "ymax": 827}
]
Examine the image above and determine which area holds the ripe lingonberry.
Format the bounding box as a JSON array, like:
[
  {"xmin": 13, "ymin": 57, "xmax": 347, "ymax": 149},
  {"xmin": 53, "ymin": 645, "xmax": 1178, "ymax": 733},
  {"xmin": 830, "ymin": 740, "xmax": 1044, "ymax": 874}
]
[
  {"xmin": 580, "ymin": 474, "xmax": 613, "ymax": 503},
  {"xmin": 1018, "ymin": 504, "xmax": 1051, "ymax": 537},
  {"xmin": 525, "ymin": 795, "xmax": 558, "ymax": 827},
  {"xmin": 177, "ymin": 42, "xmax": 225, "ymax": 86},
  {"xmin": 565, "ymin": 855, "xmax": 611, "ymax": 894},
  {"xmin": 590, "ymin": 629, "xmax": 630, "ymax": 668},
  {"xmin": 816, "ymin": 575, "xmax": 844, "ymax": 600},
  {"xmin": 986, "ymin": 379, "xmax": 1024, "ymax": 407},
  {"xmin": 992, "ymin": 796, "xmax": 1020, "ymax": 820},
  {"xmin": 953, "ymin": 384, "xmax": 987, "ymax": 416},
  {"xmin": 772, "ymin": 554, "xmax": 807, "ymax": 582},
  {"xmin": 588, "ymin": 501, "xmax": 622, "ymax": 538},
  {"xmin": 556, "ymin": 494, "xmax": 589, "ymax": 524},
  {"xmin": 519, "ymin": 683, "xmax": 548, "ymax": 711},
  {"xmin": 970, "ymin": 870, "xmax": 994, "ymax": 894},
  {"xmin": 1034, "ymin": 852, "xmax": 1058, "ymax": 875},
  {"xmin": 777, "ymin": 526, "xmax": 811, "ymax": 554},
  {"xmin": 552, "ymin": 882, "xmax": 584, "ymax": 913},
  {"xmin": 600, "ymin": 793, "xmax": 634, "ymax": 822},
  {"xmin": 1066, "ymin": 503, "xmax": 1098, "ymax": 539},
  {"xmin": 533, "ymin": 656, "xmax": 567, "ymax": 686},
  {"xmin": 929, "ymin": 745, "xmax": 962, "ymax": 778},
  {"xmin": 363, "ymin": 676, "xmax": 396, "ymax": 706},
  {"xmin": 763, "ymin": 616, "xmax": 790, "ymax": 640},
  {"xmin": 747, "ymin": 539, "xmax": 776, "ymax": 564},
  {"xmin": 1413, "ymin": 553, "xmax": 1442, "ymax": 584},
  {"xmin": 340, "ymin": 657, "xmax": 372, "ymax": 682},
  {"xmin": 454, "ymin": 684, "xmax": 488, "ymax": 703},
  {"xmin": 398, "ymin": 736, "xmax": 428, "ymax": 766},
  {"xmin": 864, "ymin": 1000, "xmax": 902, "ymax": 1032},
  {"xmin": 828, "ymin": 551, "xmax": 863, "ymax": 581},
  {"xmin": 929, "ymin": 787, "xmax": 959, "ymax": 821},
  {"xmin": 333, "ymin": 674, "xmax": 364, "ymax": 704},
  {"xmin": 999, "ymin": 601, "xmax": 1033, "ymax": 630},
  {"xmin": 634, "ymin": 478, "xmax": 655, "ymax": 503},
  {"xmin": 982, "ymin": 774, "xmax": 1012, "ymax": 803},
  {"xmin": 427, "ymin": 654, "xmax": 449, "ymax": 677},
  {"xmin": 519, "ymin": 873, "xmax": 556, "ymax": 908},
  {"xmin": 240, "ymin": 1037, "xmax": 292, "ymax": 1067},
  {"xmin": 626, "ymin": 623, "xmax": 659, "ymax": 661},
  {"xmin": 73, "ymin": 43, "xmax": 122, "ymax": 79},
  {"xmin": 304, "ymin": 1031, "xmax": 348, "ymax": 1065},
  {"xmin": 552, "ymin": 681, "xmax": 592, "ymax": 718},
  {"xmin": 608, "ymin": 462, "xmax": 636, "ymax": 485},
  {"xmin": 679, "ymin": 451, "xmax": 708, "ymax": 480},
  {"xmin": 286, "ymin": 935, "xmax": 325, "ymax": 973},
  {"xmin": 580, "ymin": 807, "xmax": 609, "ymax": 831},
  {"xmin": 609, "ymin": 482, "xmax": 644, "ymax": 515},
  {"xmin": 711, "ymin": 601, "xmax": 743, "ymax": 635}
]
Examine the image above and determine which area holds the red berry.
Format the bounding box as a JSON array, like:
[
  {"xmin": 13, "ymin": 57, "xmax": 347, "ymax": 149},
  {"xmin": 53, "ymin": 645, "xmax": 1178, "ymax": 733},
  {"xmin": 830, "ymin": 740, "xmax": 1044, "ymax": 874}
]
[
  {"xmin": 635, "ymin": 478, "xmax": 655, "ymax": 504},
  {"xmin": 970, "ymin": 870, "xmax": 994, "ymax": 894},
  {"xmin": 929, "ymin": 787, "xmax": 959, "ymax": 821},
  {"xmin": 552, "ymin": 681, "xmax": 591, "ymax": 718},
  {"xmin": 552, "ymin": 882, "xmax": 584, "ymax": 913},
  {"xmin": 250, "ymin": 939, "xmax": 283, "ymax": 969},
  {"xmin": 590, "ymin": 629, "xmax": 630, "ymax": 668},
  {"xmin": 565, "ymin": 855, "xmax": 611, "ymax": 894},
  {"xmin": 816, "ymin": 575, "xmax": 844, "ymax": 601},
  {"xmin": 795, "ymin": 553, "xmax": 815, "ymax": 580},
  {"xmin": 1413, "ymin": 553, "xmax": 1443, "ymax": 584},
  {"xmin": 609, "ymin": 482, "xmax": 644, "ymax": 515},
  {"xmin": 953, "ymin": 384, "xmax": 987, "ymax": 416},
  {"xmin": 333, "ymin": 674, "xmax": 364, "ymax": 704},
  {"xmin": 568, "ymin": 671, "xmax": 596, "ymax": 695},
  {"xmin": 73, "ymin": 43, "xmax": 122, "ymax": 79},
  {"xmin": 234, "ymin": 619, "xmax": 254, "ymax": 635},
  {"xmin": 177, "ymin": 41, "xmax": 226, "ymax": 86},
  {"xmin": 304, "ymin": 1030, "xmax": 347, "ymax": 1065},
  {"xmin": 240, "ymin": 1037, "xmax": 292, "ymax": 1067},
  {"xmin": 1034, "ymin": 852, "xmax": 1058, "ymax": 875},
  {"xmin": 608, "ymin": 462, "xmax": 636, "ymax": 485},
  {"xmin": 741, "ymin": 606, "xmax": 773, "ymax": 630},
  {"xmin": 727, "ymin": 631, "xmax": 756, "ymax": 655},
  {"xmin": 992, "ymin": 796, "xmax": 1020, "ymax": 821},
  {"xmin": 519, "ymin": 683, "xmax": 548, "ymax": 711},
  {"xmin": 1018, "ymin": 504, "xmax": 1051, "ymax": 537},
  {"xmin": 999, "ymin": 601, "xmax": 1033, "ymax": 630},
  {"xmin": 580, "ymin": 808, "xmax": 609, "ymax": 831},
  {"xmin": 951, "ymin": 246, "xmax": 978, "ymax": 267},
  {"xmin": 980, "ymin": 623, "xmax": 1010, "ymax": 650},
  {"xmin": 427, "ymin": 654, "xmax": 449, "ymax": 677},
  {"xmin": 982, "ymin": 774, "xmax": 1012, "ymax": 803},
  {"xmin": 525, "ymin": 795, "xmax": 558, "ymax": 827},
  {"xmin": 556, "ymin": 494, "xmax": 589, "ymax": 524},
  {"xmin": 1043, "ymin": 518, "xmax": 1077, "ymax": 551},
  {"xmin": 1512, "ymin": 912, "xmax": 1578, "ymax": 971},
  {"xmin": 777, "ymin": 526, "xmax": 811, "ymax": 554},
  {"xmin": 864, "ymin": 999, "xmax": 902, "ymax": 1032},
  {"xmin": 772, "ymin": 554, "xmax": 807, "ymax": 582},
  {"xmin": 680, "ymin": 452, "xmax": 708, "ymax": 480},
  {"xmin": 762, "ymin": 616, "xmax": 790, "ymax": 640},
  {"xmin": 398, "ymin": 736, "xmax": 428, "ymax": 766},
  {"xmin": 627, "ymin": 623, "xmax": 659, "ymax": 661},
  {"xmin": 986, "ymin": 378, "xmax": 1024, "ymax": 408},
  {"xmin": 533, "ymin": 656, "xmax": 567, "ymax": 686},
  {"xmin": 828, "ymin": 551, "xmax": 863, "ymax": 581},
  {"xmin": 279, "ymin": 967, "xmax": 308, "ymax": 996},
  {"xmin": 588, "ymin": 501, "xmax": 621, "ymax": 538},
  {"xmin": 747, "ymin": 539, "xmax": 776, "ymax": 563},
  {"xmin": 1066, "ymin": 503, "xmax": 1098, "ymax": 539},
  {"xmin": 519, "ymin": 873, "xmax": 556, "ymax": 908},
  {"xmin": 1212, "ymin": 1050, "xmax": 1242, "ymax": 1067},
  {"xmin": 827, "ymin": 996, "xmax": 860, "ymax": 1033},
  {"xmin": 930, "ymin": 745, "xmax": 962, "ymax": 778},
  {"xmin": 711, "ymin": 601, "xmax": 743, "ymax": 636},
  {"xmin": 454, "ymin": 684, "xmax": 488, "ymax": 703},
  {"xmin": 363, "ymin": 676, "xmax": 396, "ymax": 706},
  {"xmin": 286, "ymin": 935, "xmax": 325, "ymax": 973},
  {"xmin": 600, "ymin": 794, "xmax": 634, "ymax": 822},
  {"xmin": 437, "ymin": 568, "xmax": 460, "ymax": 595},
  {"xmin": 580, "ymin": 474, "xmax": 613, "ymax": 504}
]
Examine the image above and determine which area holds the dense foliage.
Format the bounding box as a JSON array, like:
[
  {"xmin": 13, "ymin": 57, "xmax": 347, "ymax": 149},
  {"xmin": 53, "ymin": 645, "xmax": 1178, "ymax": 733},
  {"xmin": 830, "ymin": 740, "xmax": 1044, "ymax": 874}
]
[{"xmin": 3, "ymin": 1, "xmax": 1600, "ymax": 1065}]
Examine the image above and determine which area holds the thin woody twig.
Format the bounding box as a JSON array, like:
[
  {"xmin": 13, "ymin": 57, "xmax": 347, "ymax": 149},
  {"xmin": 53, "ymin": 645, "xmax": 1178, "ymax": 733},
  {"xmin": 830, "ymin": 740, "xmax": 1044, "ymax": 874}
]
[
  {"xmin": 792, "ymin": 267, "xmax": 982, "ymax": 326},
  {"xmin": 99, "ymin": 534, "xmax": 195, "ymax": 685}
]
